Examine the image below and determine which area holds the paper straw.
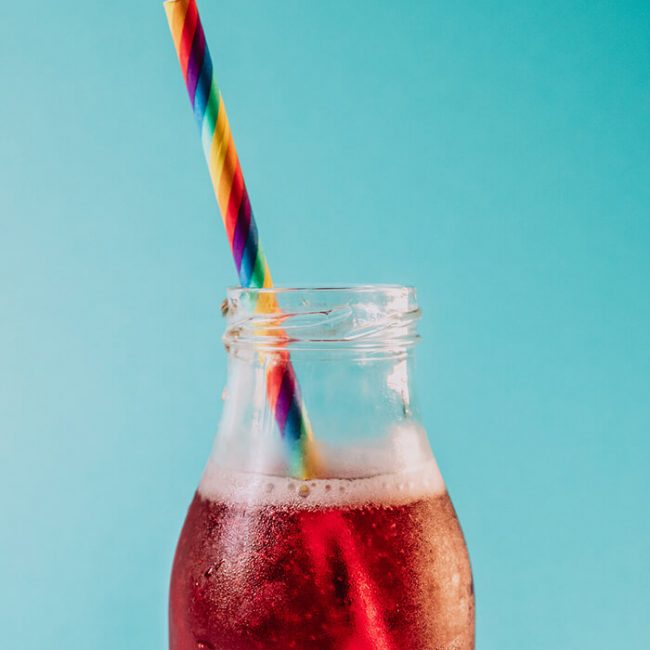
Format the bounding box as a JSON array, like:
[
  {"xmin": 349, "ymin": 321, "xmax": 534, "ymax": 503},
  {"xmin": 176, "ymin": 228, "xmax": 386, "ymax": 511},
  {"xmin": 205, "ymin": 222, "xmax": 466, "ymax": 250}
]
[
  {"xmin": 164, "ymin": 0, "xmax": 316, "ymax": 478},
  {"xmin": 163, "ymin": 4, "xmax": 393, "ymax": 646}
]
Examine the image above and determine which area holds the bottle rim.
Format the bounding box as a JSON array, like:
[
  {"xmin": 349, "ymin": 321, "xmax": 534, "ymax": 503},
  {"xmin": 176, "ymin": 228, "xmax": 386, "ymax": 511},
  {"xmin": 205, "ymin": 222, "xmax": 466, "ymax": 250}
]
[
  {"xmin": 222, "ymin": 284, "xmax": 420, "ymax": 353},
  {"xmin": 226, "ymin": 284, "xmax": 416, "ymax": 297}
]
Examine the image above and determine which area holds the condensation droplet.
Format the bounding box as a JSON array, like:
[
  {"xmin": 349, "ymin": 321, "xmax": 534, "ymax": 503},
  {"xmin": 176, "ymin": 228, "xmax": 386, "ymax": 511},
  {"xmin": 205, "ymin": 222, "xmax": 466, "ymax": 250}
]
[{"xmin": 298, "ymin": 484, "xmax": 310, "ymax": 498}]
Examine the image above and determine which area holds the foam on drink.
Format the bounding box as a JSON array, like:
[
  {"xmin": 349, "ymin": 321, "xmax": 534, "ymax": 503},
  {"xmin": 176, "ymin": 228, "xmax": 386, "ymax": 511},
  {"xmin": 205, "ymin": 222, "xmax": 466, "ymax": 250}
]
[{"xmin": 198, "ymin": 456, "xmax": 446, "ymax": 510}]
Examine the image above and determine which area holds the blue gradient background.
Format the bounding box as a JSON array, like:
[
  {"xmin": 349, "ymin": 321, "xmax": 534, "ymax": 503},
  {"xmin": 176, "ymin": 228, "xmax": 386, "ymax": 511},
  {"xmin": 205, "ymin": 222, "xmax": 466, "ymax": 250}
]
[{"xmin": 1, "ymin": 1, "xmax": 649, "ymax": 648}]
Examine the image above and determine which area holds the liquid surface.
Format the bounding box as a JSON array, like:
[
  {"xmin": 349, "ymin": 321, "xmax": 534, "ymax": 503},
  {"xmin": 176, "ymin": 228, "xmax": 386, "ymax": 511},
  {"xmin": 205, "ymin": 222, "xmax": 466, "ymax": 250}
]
[{"xmin": 170, "ymin": 463, "xmax": 474, "ymax": 650}]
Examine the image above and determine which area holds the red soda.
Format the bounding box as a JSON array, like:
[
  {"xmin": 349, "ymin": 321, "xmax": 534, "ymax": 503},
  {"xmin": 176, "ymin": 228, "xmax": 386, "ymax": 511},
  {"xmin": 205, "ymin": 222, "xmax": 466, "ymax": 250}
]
[{"xmin": 169, "ymin": 461, "xmax": 474, "ymax": 649}]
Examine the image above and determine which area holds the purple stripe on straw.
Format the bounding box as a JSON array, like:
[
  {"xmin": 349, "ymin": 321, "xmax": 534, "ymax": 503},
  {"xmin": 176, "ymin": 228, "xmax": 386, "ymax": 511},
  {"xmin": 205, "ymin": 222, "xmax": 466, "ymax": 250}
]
[
  {"xmin": 186, "ymin": 21, "xmax": 206, "ymax": 105},
  {"xmin": 192, "ymin": 42, "xmax": 213, "ymax": 128},
  {"xmin": 283, "ymin": 399, "xmax": 303, "ymax": 443},
  {"xmin": 274, "ymin": 369, "xmax": 295, "ymax": 432},
  {"xmin": 232, "ymin": 190, "xmax": 252, "ymax": 269}
]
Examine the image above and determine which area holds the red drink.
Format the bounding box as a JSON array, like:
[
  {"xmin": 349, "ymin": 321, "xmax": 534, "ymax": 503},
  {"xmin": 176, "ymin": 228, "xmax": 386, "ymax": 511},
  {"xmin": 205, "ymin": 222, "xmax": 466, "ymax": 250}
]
[{"xmin": 170, "ymin": 460, "xmax": 474, "ymax": 649}]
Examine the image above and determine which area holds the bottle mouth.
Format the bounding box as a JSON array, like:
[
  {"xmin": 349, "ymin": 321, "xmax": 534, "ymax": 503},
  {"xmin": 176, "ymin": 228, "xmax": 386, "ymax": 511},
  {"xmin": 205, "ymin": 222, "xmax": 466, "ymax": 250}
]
[{"xmin": 222, "ymin": 284, "xmax": 421, "ymax": 353}]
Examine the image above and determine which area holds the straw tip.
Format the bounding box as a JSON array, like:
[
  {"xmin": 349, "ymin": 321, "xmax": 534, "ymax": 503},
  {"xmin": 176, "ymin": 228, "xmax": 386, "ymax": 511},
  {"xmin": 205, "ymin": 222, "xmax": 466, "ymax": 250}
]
[{"xmin": 163, "ymin": 0, "xmax": 186, "ymax": 19}]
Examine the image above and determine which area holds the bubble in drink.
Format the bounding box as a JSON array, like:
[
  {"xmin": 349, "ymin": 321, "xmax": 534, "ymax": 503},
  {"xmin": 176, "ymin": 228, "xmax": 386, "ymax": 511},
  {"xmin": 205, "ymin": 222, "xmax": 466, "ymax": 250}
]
[{"xmin": 169, "ymin": 460, "xmax": 475, "ymax": 649}]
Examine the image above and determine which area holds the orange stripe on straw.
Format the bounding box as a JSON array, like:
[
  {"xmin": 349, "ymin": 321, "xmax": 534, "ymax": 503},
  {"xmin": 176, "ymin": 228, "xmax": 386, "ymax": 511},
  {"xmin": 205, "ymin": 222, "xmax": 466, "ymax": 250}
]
[{"xmin": 164, "ymin": 1, "xmax": 189, "ymax": 51}]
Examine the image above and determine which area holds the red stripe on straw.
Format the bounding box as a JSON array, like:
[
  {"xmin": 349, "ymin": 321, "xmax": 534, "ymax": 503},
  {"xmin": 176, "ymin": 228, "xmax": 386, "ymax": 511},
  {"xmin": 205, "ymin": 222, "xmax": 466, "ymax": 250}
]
[
  {"xmin": 232, "ymin": 192, "xmax": 252, "ymax": 270},
  {"xmin": 178, "ymin": 0, "xmax": 199, "ymax": 79},
  {"xmin": 265, "ymin": 358, "xmax": 286, "ymax": 412},
  {"xmin": 224, "ymin": 164, "xmax": 244, "ymax": 243}
]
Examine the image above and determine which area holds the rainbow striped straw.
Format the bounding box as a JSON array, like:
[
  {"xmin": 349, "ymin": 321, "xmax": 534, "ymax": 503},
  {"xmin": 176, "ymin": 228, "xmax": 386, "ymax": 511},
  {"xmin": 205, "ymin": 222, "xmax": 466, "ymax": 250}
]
[
  {"xmin": 164, "ymin": 0, "xmax": 317, "ymax": 478},
  {"xmin": 163, "ymin": 5, "xmax": 392, "ymax": 645}
]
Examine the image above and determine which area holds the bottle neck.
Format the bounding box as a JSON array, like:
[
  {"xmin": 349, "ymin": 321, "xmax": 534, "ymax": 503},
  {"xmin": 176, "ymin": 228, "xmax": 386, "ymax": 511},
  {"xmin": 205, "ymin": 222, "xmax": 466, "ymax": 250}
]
[
  {"xmin": 211, "ymin": 285, "xmax": 429, "ymax": 479},
  {"xmin": 212, "ymin": 345, "xmax": 432, "ymax": 478}
]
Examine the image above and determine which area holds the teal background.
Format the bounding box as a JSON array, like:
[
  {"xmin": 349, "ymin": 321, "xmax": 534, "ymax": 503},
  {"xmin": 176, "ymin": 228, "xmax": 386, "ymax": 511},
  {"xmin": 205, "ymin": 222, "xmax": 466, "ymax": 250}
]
[{"xmin": 1, "ymin": 1, "xmax": 649, "ymax": 648}]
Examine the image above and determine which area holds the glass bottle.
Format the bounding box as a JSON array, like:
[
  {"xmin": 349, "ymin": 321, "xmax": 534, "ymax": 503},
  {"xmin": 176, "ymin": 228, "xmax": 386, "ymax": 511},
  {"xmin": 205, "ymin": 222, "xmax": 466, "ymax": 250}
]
[{"xmin": 169, "ymin": 286, "xmax": 475, "ymax": 650}]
